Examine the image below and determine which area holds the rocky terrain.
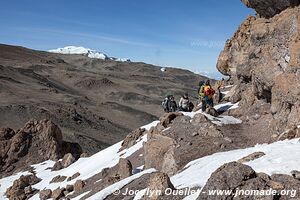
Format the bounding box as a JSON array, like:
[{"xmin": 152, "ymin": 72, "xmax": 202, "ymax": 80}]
[
  {"xmin": 1, "ymin": 0, "xmax": 300, "ymax": 200},
  {"xmin": 0, "ymin": 119, "xmax": 82, "ymax": 177},
  {"xmin": 0, "ymin": 44, "xmax": 206, "ymax": 154},
  {"xmin": 217, "ymin": 0, "xmax": 300, "ymax": 136}
]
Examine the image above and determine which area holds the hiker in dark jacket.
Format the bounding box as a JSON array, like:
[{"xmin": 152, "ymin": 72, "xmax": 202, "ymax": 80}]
[{"xmin": 162, "ymin": 95, "xmax": 177, "ymax": 113}]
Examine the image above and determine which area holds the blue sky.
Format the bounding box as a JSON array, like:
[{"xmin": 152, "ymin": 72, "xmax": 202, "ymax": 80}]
[{"xmin": 0, "ymin": 0, "xmax": 253, "ymax": 77}]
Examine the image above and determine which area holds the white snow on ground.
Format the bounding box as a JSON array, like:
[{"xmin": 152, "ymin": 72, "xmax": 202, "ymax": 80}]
[
  {"xmin": 72, "ymin": 191, "xmax": 91, "ymax": 200},
  {"xmin": 133, "ymin": 189, "xmax": 147, "ymax": 200},
  {"xmin": 224, "ymin": 85, "xmax": 234, "ymax": 88},
  {"xmin": 214, "ymin": 102, "xmax": 239, "ymax": 112},
  {"xmin": 49, "ymin": 46, "xmax": 130, "ymax": 62},
  {"xmin": 202, "ymin": 112, "xmax": 242, "ymax": 126},
  {"xmin": 182, "ymin": 101, "xmax": 241, "ymax": 126},
  {"xmin": 183, "ymin": 192, "xmax": 201, "ymax": 200},
  {"xmin": 141, "ymin": 120, "xmax": 160, "ymax": 131},
  {"xmin": 221, "ymin": 90, "xmax": 229, "ymax": 95},
  {"xmin": 171, "ymin": 138, "xmax": 300, "ymax": 199},
  {"xmin": 87, "ymin": 168, "xmax": 156, "ymax": 200},
  {"xmin": 0, "ymin": 119, "xmax": 159, "ymax": 200}
]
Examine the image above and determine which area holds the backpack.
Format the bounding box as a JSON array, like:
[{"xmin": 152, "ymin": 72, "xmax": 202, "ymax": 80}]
[
  {"xmin": 204, "ymin": 86, "xmax": 215, "ymax": 96},
  {"xmin": 197, "ymin": 81, "xmax": 205, "ymax": 95},
  {"xmin": 162, "ymin": 98, "xmax": 169, "ymax": 110}
]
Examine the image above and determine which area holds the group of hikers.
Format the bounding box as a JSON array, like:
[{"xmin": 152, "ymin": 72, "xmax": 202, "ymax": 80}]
[{"xmin": 162, "ymin": 78, "xmax": 225, "ymax": 113}]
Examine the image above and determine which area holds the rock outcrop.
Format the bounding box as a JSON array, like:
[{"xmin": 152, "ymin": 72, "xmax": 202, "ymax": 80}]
[
  {"xmin": 119, "ymin": 128, "xmax": 146, "ymax": 152},
  {"xmin": 198, "ymin": 162, "xmax": 300, "ymax": 199},
  {"xmin": 0, "ymin": 119, "xmax": 82, "ymax": 176},
  {"xmin": 217, "ymin": 2, "xmax": 300, "ymax": 134},
  {"xmin": 241, "ymin": 0, "xmax": 300, "ymax": 18}
]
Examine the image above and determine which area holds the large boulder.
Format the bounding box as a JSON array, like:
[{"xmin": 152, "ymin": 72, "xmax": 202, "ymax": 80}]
[
  {"xmin": 197, "ymin": 162, "xmax": 271, "ymax": 200},
  {"xmin": 217, "ymin": 4, "xmax": 300, "ymax": 133},
  {"xmin": 117, "ymin": 158, "xmax": 133, "ymax": 179},
  {"xmin": 144, "ymin": 133, "xmax": 178, "ymax": 176},
  {"xmin": 241, "ymin": 0, "xmax": 300, "ymax": 18},
  {"xmin": 0, "ymin": 119, "xmax": 82, "ymax": 176}
]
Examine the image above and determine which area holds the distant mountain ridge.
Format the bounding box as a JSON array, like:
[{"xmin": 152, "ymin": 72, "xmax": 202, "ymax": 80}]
[{"xmin": 49, "ymin": 46, "xmax": 131, "ymax": 62}]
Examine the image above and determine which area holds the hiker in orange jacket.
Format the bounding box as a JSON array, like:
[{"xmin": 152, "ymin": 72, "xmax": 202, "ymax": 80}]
[{"xmin": 199, "ymin": 80, "xmax": 215, "ymax": 112}]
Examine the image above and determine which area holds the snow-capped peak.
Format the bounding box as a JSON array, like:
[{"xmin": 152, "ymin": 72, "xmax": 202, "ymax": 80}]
[{"xmin": 48, "ymin": 46, "xmax": 130, "ymax": 62}]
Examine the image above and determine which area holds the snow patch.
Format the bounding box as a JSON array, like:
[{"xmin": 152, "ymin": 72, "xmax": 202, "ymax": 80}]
[
  {"xmin": 133, "ymin": 189, "xmax": 147, "ymax": 200},
  {"xmin": 49, "ymin": 46, "xmax": 130, "ymax": 62},
  {"xmin": 214, "ymin": 102, "xmax": 239, "ymax": 112},
  {"xmin": 141, "ymin": 120, "xmax": 160, "ymax": 131},
  {"xmin": 73, "ymin": 191, "xmax": 91, "ymax": 200},
  {"xmin": 181, "ymin": 102, "xmax": 241, "ymax": 126}
]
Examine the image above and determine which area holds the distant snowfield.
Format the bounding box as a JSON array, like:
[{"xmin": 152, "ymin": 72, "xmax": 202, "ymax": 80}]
[
  {"xmin": 1, "ymin": 101, "xmax": 300, "ymax": 200},
  {"xmin": 49, "ymin": 46, "xmax": 130, "ymax": 62}
]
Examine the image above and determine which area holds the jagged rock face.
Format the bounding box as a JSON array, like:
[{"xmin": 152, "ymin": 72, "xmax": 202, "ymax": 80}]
[
  {"xmin": 217, "ymin": 5, "xmax": 300, "ymax": 132},
  {"xmin": 242, "ymin": 0, "xmax": 300, "ymax": 18},
  {"xmin": 0, "ymin": 119, "xmax": 82, "ymax": 176}
]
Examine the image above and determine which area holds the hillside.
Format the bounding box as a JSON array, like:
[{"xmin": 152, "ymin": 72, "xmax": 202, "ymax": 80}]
[
  {"xmin": 0, "ymin": 44, "xmax": 207, "ymax": 154},
  {"xmin": 1, "ymin": 0, "xmax": 300, "ymax": 199}
]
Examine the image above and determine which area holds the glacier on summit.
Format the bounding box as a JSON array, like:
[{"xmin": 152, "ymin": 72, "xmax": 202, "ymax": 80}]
[{"xmin": 49, "ymin": 46, "xmax": 131, "ymax": 62}]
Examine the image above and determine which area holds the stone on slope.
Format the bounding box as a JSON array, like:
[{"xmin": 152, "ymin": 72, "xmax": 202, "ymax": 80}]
[
  {"xmin": 74, "ymin": 180, "xmax": 85, "ymax": 192},
  {"xmin": 117, "ymin": 158, "xmax": 133, "ymax": 179},
  {"xmin": 119, "ymin": 128, "xmax": 146, "ymax": 152},
  {"xmin": 144, "ymin": 132, "xmax": 178, "ymax": 176},
  {"xmin": 237, "ymin": 151, "xmax": 266, "ymax": 163},
  {"xmin": 160, "ymin": 112, "xmax": 183, "ymax": 128},
  {"xmin": 52, "ymin": 153, "xmax": 76, "ymax": 171},
  {"xmin": 39, "ymin": 189, "xmax": 52, "ymax": 200},
  {"xmin": 143, "ymin": 172, "xmax": 176, "ymax": 200},
  {"xmin": 197, "ymin": 162, "xmax": 272, "ymax": 200},
  {"xmin": 5, "ymin": 174, "xmax": 40, "ymax": 200}
]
